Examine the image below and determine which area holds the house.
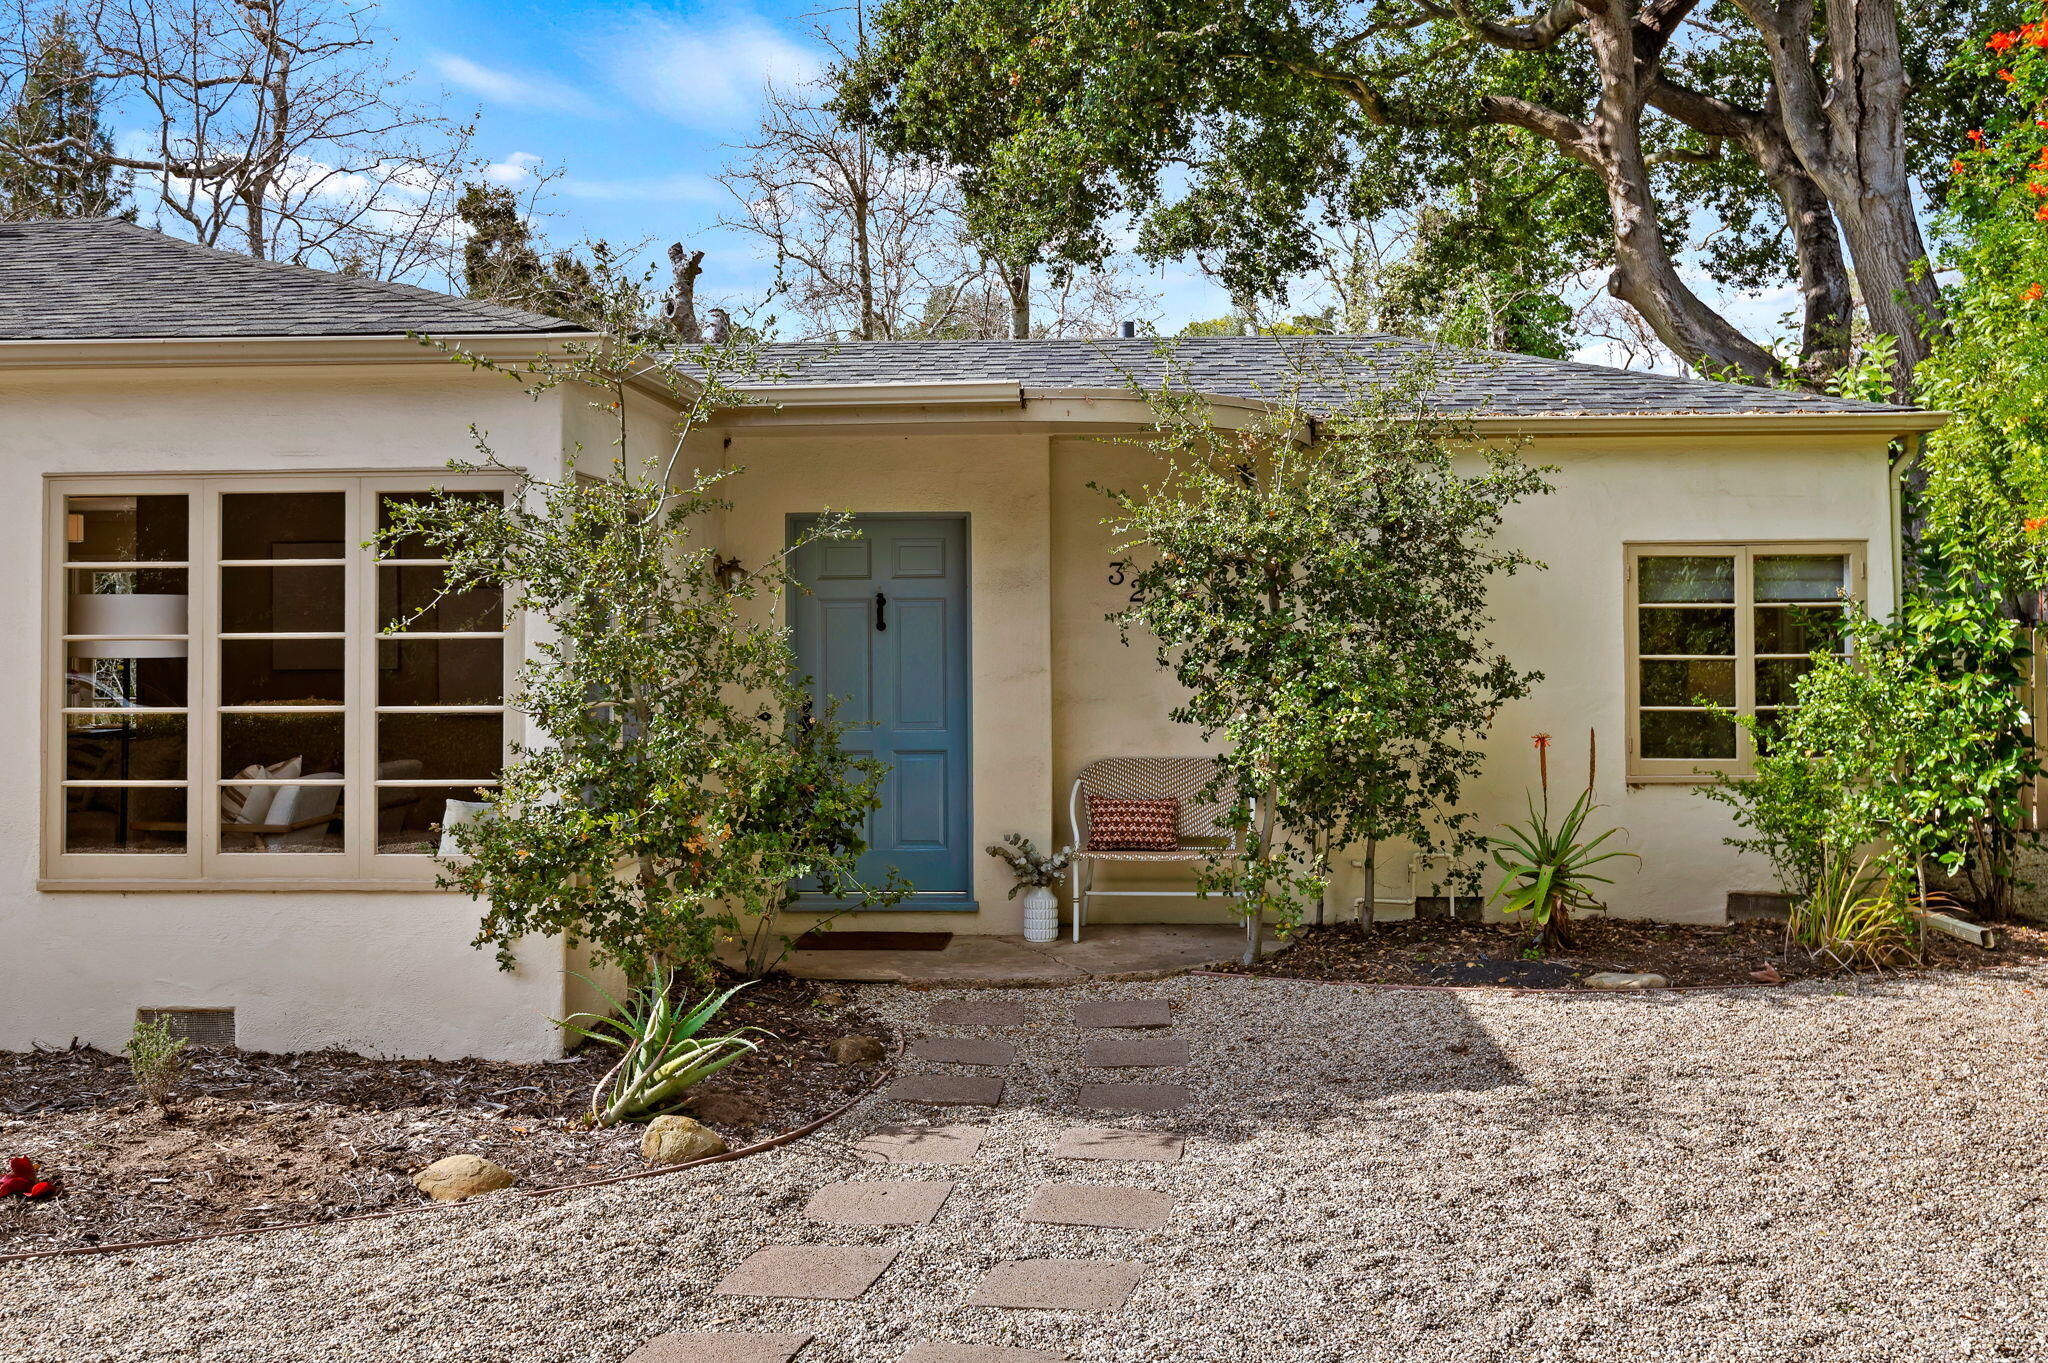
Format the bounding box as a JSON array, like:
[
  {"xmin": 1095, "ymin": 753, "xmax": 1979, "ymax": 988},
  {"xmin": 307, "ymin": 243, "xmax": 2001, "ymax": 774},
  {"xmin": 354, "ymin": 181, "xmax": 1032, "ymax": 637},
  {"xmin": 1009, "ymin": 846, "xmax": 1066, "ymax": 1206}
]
[{"xmin": 0, "ymin": 219, "xmax": 1941, "ymax": 1061}]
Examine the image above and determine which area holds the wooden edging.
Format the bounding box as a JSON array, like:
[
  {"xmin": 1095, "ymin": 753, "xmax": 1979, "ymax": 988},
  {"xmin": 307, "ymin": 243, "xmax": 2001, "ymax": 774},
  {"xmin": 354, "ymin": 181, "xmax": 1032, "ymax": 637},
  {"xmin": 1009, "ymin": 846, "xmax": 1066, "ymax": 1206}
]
[{"xmin": 0, "ymin": 1036, "xmax": 904, "ymax": 1270}]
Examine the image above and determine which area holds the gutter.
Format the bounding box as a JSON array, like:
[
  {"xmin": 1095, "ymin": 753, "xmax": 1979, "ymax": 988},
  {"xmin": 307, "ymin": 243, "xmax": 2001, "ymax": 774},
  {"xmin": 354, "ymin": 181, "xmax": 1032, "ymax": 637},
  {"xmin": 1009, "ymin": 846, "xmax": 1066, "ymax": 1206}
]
[{"xmin": 725, "ymin": 379, "xmax": 1023, "ymax": 408}]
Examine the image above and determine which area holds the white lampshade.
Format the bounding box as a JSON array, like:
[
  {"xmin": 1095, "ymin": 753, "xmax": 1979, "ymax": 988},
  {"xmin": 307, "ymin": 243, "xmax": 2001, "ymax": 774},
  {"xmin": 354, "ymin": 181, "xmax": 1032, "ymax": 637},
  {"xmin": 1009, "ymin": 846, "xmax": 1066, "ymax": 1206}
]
[{"xmin": 68, "ymin": 593, "xmax": 189, "ymax": 659}]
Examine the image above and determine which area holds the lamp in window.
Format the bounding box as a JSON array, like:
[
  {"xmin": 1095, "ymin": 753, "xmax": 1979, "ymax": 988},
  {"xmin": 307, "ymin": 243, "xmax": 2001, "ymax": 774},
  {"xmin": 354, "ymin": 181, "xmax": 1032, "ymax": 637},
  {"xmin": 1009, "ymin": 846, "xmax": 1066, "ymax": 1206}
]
[{"xmin": 67, "ymin": 593, "xmax": 188, "ymax": 844}]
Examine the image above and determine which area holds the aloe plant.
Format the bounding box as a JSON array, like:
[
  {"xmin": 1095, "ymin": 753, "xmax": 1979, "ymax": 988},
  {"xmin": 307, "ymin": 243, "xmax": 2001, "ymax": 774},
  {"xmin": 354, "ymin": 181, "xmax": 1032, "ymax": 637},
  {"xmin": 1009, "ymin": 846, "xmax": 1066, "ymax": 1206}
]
[
  {"xmin": 1487, "ymin": 788, "xmax": 1638, "ymax": 952},
  {"xmin": 558, "ymin": 974, "xmax": 770, "ymax": 1127}
]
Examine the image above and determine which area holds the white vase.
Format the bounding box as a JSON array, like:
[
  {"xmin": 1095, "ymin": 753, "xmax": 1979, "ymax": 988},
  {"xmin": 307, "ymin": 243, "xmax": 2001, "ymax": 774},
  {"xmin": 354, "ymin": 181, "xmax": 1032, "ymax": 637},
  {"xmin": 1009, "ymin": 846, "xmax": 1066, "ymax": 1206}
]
[{"xmin": 1021, "ymin": 884, "xmax": 1060, "ymax": 943}]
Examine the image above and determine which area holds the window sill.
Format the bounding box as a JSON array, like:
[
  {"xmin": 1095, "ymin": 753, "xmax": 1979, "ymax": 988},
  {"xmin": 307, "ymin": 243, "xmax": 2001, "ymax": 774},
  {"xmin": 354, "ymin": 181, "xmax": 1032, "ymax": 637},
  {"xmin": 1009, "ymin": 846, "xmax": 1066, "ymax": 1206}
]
[
  {"xmin": 38, "ymin": 876, "xmax": 460, "ymax": 894},
  {"xmin": 1625, "ymin": 773, "xmax": 1747, "ymax": 786}
]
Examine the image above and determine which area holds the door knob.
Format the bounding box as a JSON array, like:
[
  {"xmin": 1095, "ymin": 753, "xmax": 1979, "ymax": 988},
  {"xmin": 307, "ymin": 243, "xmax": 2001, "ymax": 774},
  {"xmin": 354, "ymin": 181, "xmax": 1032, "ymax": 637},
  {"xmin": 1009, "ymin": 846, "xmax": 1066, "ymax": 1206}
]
[{"xmin": 875, "ymin": 592, "xmax": 888, "ymax": 631}]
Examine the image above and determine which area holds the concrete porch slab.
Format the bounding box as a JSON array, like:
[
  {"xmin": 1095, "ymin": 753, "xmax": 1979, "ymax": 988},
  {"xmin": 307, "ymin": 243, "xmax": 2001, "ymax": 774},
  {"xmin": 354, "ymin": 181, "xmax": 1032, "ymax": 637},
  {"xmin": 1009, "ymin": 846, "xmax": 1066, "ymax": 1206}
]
[{"xmin": 755, "ymin": 924, "xmax": 1253, "ymax": 986}]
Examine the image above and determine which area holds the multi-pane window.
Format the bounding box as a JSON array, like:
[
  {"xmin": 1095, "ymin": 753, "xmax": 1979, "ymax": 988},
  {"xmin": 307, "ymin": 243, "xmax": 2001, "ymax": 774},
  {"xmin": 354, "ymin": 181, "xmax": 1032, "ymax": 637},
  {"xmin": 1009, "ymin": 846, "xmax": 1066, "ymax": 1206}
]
[
  {"xmin": 48, "ymin": 477, "xmax": 512, "ymax": 884},
  {"xmin": 1627, "ymin": 543, "xmax": 1863, "ymax": 779}
]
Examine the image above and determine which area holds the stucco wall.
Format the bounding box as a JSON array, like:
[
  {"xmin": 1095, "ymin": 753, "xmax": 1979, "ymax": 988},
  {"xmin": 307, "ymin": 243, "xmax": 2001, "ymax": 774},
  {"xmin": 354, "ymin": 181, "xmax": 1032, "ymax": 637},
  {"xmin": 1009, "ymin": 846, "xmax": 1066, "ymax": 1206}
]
[
  {"xmin": 1050, "ymin": 429, "xmax": 1898, "ymax": 927},
  {"xmin": 710, "ymin": 430, "xmax": 1055, "ymax": 934},
  {"xmin": 0, "ymin": 360, "xmax": 581, "ymax": 1060}
]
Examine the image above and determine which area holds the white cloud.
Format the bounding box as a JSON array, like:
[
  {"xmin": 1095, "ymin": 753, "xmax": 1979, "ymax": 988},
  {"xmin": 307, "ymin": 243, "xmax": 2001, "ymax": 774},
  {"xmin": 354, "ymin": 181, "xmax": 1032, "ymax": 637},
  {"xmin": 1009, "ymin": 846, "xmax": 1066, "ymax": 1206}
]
[
  {"xmin": 600, "ymin": 12, "xmax": 822, "ymax": 128},
  {"xmin": 433, "ymin": 54, "xmax": 602, "ymax": 117},
  {"xmin": 485, "ymin": 151, "xmax": 546, "ymax": 186}
]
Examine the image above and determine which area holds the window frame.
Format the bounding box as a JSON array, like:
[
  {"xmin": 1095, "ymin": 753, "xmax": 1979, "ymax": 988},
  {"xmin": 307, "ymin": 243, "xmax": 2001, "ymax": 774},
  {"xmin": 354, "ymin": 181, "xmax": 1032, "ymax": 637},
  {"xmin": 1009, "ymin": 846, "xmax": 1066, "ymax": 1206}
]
[
  {"xmin": 1624, "ymin": 540, "xmax": 1866, "ymax": 784},
  {"xmin": 43, "ymin": 473, "xmax": 518, "ymax": 890}
]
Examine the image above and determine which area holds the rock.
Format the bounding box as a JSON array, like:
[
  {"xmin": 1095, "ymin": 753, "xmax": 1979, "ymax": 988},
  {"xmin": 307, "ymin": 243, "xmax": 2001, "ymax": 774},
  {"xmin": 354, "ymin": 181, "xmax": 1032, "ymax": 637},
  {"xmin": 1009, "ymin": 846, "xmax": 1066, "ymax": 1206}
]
[
  {"xmin": 1582, "ymin": 970, "xmax": 1670, "ymax": 991},
  {"xmin": 684, "ymin": 1091, "xmax": 764, "ymax": 1128},
  {"xmin": 827, "ymin": 1034, "xmax": 886, "ymax": 1065},
  {"xmin": 641, "ymin": 1114, "xmax": 727, "ymax": 1165},
  {"xmin": 817, "ymin": 989, "xmax": 850, "ymax": 1008},
  {"xmin": 411, "ymin": 1154, "xmax": 514, "ymax": 1202}
]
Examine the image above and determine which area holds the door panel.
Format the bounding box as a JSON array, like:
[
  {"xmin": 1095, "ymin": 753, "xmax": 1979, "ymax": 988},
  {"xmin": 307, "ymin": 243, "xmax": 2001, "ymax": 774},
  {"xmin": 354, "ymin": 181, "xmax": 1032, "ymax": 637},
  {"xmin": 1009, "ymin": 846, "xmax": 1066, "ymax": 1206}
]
[{"xmin": 791, "ymin": 516, "xmax": 971, "ymax": 902}]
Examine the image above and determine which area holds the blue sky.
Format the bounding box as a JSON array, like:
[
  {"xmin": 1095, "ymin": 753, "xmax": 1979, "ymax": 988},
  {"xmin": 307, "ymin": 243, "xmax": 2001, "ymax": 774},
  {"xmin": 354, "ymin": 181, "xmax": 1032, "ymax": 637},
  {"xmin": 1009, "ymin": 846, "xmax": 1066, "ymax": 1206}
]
[{"xmin": 379, "ymin": 0, "xmax": 1234, "ymax": 331}]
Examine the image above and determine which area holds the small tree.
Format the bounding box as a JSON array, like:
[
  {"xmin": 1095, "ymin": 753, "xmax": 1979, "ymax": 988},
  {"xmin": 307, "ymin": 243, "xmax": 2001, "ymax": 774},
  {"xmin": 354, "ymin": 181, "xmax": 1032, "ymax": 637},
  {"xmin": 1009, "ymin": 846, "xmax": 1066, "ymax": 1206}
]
[
  {"xmin": 1100, "ymin": 355, "xmax": 1548, "ymax": 963},
  {"xmin": 382, "ymin": 263, "xmax": 902, "ymax": 983}
]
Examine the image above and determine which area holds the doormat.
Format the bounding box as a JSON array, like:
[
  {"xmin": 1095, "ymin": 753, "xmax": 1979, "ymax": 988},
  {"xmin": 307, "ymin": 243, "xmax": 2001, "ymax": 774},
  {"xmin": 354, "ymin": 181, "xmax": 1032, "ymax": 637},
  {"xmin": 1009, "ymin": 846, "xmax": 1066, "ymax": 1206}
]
[{"xmin": 793, "ymin": 930, "xmax": 955, "ymax": 952}]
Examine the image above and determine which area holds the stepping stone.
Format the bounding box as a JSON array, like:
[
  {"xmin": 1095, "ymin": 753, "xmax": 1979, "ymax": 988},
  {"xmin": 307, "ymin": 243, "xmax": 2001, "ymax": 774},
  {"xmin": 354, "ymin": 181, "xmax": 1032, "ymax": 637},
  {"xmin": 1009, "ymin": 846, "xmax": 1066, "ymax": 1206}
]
[
  {"xmin": 1081, "ymin": 1037, "xmax": 1190, "ymax": 1068},
  {"xmin": 712, "ymin": 1245, "xmax": 899, "ymax": 1301},
  {"xmin": 899, "ymin": 1346, "xmax": 1070, "ymax": 1363},
  {"xmin": 910, "ymin": 1037, "xmax": 1018, "ymax": 1067},
  {"xmin": 1022, "ymin": 1183, "xmax": 1173, "ymax": 1230},
  {"xmin": 929, "ymin": 999, "xmax": 1030, "ymax": 1027},
  {"xmin": 891, "ymin": 1074, "xmax": 1006, "ymax": 1107},
  {"xmin": 1072, "ymin": 1082, "xmax": 1192, "ymax": 1113},
  {"xmin": 854, "ymin": 1123, "xmax": 986, "ymax": 1166},
  {"xmin": 805, "ymin": 1179, "xmax": 955, "ymax": 1226},
  {"xmin": 967, "ymin": 1259, "xmax": 1146, "ymax": 1311},
  {"xmin": 1052, "ymin": 1127, "xmax": 1185, "ymax": 1163},
  {"xmin": 1072, "ymin": 999, "xmax": 1173, "ymax": 1029},
  {"xmin": 625, "ymin": 1334, "xmax": 813, "ymax": 1363}
]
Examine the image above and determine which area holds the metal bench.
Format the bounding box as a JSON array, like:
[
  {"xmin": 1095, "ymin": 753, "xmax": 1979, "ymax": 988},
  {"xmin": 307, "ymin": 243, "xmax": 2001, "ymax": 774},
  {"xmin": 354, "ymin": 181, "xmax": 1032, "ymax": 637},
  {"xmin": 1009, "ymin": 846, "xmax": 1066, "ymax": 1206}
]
[{"xmin": 1066, "ymin": 756, "xmax": 1244, "ymax": 940}]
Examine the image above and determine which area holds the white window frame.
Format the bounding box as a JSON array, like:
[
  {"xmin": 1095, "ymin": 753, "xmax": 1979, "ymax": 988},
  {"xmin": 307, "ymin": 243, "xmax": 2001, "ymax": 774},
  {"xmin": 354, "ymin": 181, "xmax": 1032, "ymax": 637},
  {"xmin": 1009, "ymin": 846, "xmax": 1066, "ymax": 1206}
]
[
  {"xmin": 43, "ymin": 472, "xmax": 518, "ymax": 890},
  {"xmin": 1625, "ymin": 540, "xmax": 1865, "ymax": 784}
]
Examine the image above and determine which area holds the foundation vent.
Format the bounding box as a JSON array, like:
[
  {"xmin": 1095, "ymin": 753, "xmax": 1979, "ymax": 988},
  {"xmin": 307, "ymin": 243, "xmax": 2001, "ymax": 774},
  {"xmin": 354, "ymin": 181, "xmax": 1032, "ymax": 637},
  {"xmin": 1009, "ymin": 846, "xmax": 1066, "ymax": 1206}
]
[{"xmin": 136, "ymin": 1006, "xmax": 237, "ymax": 1049}]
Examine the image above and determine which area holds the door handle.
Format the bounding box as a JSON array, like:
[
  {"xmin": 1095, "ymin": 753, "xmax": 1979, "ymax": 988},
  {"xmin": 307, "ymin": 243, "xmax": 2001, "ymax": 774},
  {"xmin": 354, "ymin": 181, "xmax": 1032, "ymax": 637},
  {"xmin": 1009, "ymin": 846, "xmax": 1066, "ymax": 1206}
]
[{"xmin": 875, "ymin": 592, "xmax": 888, "ymax": 631}]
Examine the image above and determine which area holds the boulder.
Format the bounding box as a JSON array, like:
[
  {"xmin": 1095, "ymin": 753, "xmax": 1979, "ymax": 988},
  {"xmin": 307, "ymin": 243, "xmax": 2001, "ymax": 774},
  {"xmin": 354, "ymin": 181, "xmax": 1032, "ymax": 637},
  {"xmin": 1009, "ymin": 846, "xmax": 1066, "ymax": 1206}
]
[
  {"xmin": 827, "ymin": 1034, "xmax": 886, "ymax": 1065},
  {"xmin": 642, "ymin": 1114, "xmax": 727, "ymax": 1165},
  {"xmin": 685, "ymin": 1091, "xmax": 764, "ymax": 1128},
  {"xmin": 1582, "ymin": 970, "xmax": 1670, "ymax": 991},
  {"xmin": 411, "ymin": 1154, "xmax": 514, "ymax": 1202}
]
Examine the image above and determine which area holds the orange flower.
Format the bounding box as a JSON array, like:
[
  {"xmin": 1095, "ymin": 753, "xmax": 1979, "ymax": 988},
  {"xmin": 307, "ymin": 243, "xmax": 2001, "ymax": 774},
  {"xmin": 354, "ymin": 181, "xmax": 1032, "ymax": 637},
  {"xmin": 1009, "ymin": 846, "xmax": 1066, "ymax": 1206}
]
[
  {"xmin": 1992, "ymin": 31, "xmax": 2018, "ymax": 50},
  {"xmin": 1970, "ymin": 128, "xmax": 1987, "ymax": 143},
  {"xmin": 2002, "ymin": 69, "xmax": 2018, "ymax": 82},
  {"xmin": 2034, "ymin": 202, "xmax": 2048, "ymax": 220},
  {"xmin": 2026, "ymin": 515, "xmax": 2048, "ymax": 532},
  {"xmin": 1955, "ymin": 158, "xmax": 1969, "ymax": 174},
  {"xmin": 2024, "ymin": 283, "xmax": 2045, "ymax": 301}
]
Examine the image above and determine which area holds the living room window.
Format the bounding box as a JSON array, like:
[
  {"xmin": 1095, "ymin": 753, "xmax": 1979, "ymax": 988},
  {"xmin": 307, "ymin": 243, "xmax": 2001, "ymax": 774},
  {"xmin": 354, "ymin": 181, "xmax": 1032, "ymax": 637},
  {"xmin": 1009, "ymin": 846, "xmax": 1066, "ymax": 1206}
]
[
  {"xmin": 48, "ymin": 476, "xmax": 512, "ymax": 886},
  {"xmin": 1626, "ymin": 542, "xmax": 1864, "ymax": 781}
]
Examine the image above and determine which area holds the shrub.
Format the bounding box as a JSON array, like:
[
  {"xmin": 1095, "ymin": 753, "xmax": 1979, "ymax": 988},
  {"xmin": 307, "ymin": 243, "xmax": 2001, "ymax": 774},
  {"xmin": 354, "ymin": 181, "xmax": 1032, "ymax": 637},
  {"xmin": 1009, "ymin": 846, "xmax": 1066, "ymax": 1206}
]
[
  {"xmin": 1789, "ymin": 858, "xmax": 1924, "ymax": 971},
  {"xmin": 125, "ymin": 1016, "xmax": 189, "ymax": 1112}
]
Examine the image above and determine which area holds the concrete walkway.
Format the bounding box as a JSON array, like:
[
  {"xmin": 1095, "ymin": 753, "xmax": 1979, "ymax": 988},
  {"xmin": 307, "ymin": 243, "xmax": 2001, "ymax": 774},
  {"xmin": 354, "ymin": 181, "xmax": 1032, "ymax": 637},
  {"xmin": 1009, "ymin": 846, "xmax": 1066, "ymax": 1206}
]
[{"xmin": 761, "ymin": 924, "xmax": 1252, "ymax": 986}]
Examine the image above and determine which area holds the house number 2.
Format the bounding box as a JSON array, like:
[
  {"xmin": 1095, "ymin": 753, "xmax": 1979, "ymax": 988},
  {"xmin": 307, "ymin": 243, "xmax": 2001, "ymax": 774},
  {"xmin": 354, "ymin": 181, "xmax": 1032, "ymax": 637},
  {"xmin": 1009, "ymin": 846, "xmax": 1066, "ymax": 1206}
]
[{"xmin": 1108, "ymin": 559, "xmax": 1146, "ymax": 605}]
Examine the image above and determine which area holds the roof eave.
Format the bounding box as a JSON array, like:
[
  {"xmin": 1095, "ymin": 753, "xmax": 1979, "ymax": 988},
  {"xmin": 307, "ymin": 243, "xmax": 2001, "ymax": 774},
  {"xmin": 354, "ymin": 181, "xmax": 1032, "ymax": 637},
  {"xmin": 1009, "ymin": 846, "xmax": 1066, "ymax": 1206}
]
[
  {"xmin": 0, "ymin": 330, "xmax": 599, "ymax": 371},
  {"xmin": 710, "ymin": 379, "xmax": 1946, "ymax": 438}
]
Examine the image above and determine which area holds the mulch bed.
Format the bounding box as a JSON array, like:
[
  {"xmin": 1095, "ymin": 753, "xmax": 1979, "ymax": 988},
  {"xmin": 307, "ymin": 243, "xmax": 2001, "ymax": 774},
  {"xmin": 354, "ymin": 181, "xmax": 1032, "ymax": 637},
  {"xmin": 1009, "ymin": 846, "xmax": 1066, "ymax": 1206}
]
[
  {"xmin": 1218, "ymin": 915, "xmax": 2048, "ymax": 989},
  {"xmin": 0, "ymin": 976, "xmax": 893, "ymax": 1255}
]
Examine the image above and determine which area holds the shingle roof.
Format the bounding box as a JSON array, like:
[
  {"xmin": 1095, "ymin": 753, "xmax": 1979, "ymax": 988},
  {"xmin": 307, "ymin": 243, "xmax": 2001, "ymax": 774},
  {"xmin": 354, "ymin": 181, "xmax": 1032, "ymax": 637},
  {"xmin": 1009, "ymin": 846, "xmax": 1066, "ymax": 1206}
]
[
  {"xmin": 743, "ymin": 337, "xmax": 1922, "ymax": 419},
  {"xmin": 0, "ymin": 218, "xmax": 584, "ymax": 341}
]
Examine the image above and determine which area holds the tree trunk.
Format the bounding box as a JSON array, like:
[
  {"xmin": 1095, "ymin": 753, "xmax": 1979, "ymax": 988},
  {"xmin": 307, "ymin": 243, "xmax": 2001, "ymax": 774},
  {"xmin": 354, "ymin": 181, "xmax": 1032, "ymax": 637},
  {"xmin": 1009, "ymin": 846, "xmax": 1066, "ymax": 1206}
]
[
  {"xmin": 852, "ymin": 177, "xmax": 879, "ymax": 340},
  {"xmin": 1580, "ymin": 10, "xmax": 1781, "ymax": 382},
  {"xmin": 1647, "ymin": 78, "xmax": 1853, "ymax": 374},
  {"xmin": 1005, "ymin": 261, "xmax": 1030, "ymax": 339},
  {"xmin": 1734, "ymin": 0, "xmax": 1940, "ymax": 387}
]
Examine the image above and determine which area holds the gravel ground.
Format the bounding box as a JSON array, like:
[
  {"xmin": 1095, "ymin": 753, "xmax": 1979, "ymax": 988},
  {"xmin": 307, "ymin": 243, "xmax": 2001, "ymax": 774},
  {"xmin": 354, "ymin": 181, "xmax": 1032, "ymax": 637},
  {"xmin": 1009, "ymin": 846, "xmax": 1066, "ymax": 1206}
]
[{"xmin": 5, "ymin": 968, "xmax": 2047, "ymax": 1362}]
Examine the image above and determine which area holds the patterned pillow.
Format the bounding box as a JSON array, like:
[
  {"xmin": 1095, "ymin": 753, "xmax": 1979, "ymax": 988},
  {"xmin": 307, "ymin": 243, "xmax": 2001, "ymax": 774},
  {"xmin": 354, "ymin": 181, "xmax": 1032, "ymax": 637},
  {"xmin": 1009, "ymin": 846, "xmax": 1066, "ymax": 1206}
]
[{"xmin": 1086, "ymin": 795, "xmax": 1181, "ymax": 851}]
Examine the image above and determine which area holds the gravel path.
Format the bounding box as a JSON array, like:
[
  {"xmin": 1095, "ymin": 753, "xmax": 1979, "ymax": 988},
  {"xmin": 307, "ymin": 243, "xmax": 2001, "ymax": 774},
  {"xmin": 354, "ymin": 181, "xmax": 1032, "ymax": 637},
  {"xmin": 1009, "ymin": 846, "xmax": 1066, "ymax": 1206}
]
[{"xmin": 6, "ymin": 968, "xmax": 2048, "ymax": 1362}]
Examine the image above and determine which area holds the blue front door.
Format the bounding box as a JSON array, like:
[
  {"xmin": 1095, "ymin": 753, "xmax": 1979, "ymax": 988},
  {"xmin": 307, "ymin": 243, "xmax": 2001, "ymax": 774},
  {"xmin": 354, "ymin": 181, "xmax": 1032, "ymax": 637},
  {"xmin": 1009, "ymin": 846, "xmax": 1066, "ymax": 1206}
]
[{"xmin": 791, "ymin": 516, "xmax": 973, "ymax": 905}]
